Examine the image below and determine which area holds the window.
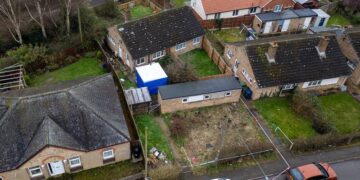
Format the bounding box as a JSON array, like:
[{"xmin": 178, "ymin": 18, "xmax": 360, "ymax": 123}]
[
  {"xmin": 274, "ymin": 5, "xmax": 282, "ymax": 12},
  {"xmin": 319, "ymin": 18, "xmax": 326, "ymax": 27},
  {"xmin": 126, "ymin": 53, "xmax": 129, "ymax": 60},
  {"xmin": 242, "ymin": 68, "xmax": 253, "ymax": 84},
  {"xmin": 136, "ymin": 57, "xmax": 145, "ymax": 65},
  {"xmin": 68, "ymin": 157, "xmax": 82, "ymax": 168},
  {"xmin": 175, "ymin": 42, "xmax": 186, "ymax": 51},
  {"xmin": 107, "ymin": 35, "xmax": 115, "ymax": 46},
  {"xmin": 103, "ymin": 149, "xmax": 115, "ymax": 160},
  {"xmin": 234, "ymin": 60, "xmax": 240, "ymax": 68},
  {"xmin": 225, "ymin": 92, "xmax": 232, "ymax": 97},
  {"xmin": 152, "ymin": 50, "xmax": 165, "ymax": 60},
  {"xmin": 233, "ymin": 10, "xmax": 239, "ymax": 16},
  {"xmin": 193, "ymin": 37, "xmax": 201, "ymax": 45},
  {"xmin": 28, "ymin": 166, "xmax": 43, "ymax": 177},
  {"xmin": 308, "ymin": 80, "xmax": 322, "ymax": 87},
  {"xmin": 204, "ymin": 95, "xmax": 210, "ymax": 100},
  {"xmin": 182, "ymin": 98, "xmax": 188, "ymax": 103},
  {"xmin": 227, "ymin": 49, "xmax": 233, "ymax": 59},
  {"xmin": 192, "ymin": 1, "xmax": 196, "ymax": 7},
  {"xmin": 283, "ymin": 84, "xmax": 295, "ymax": 90},
  {"xmin": 249, "ymin": 7, "xmax": 257, "ymax": 14},
  {"xmin": 214, "ymin": 13, "xmax": 221, "ymax": 19}
]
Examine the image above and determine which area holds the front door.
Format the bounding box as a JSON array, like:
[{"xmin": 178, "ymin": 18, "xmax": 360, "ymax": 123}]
[{"xmin": 47, "ymin": 161, "xmax": 65, "ymax": 176}]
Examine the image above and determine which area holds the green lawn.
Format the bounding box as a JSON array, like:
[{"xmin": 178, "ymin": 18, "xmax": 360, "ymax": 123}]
[
  {"xmin": 171, "ymin": 0, "xmax": 186, "ymax": 7},
  {"xmin": 254, "ymin": 97, "xmax": 318, "ymax": 139},
  {"xmin": 319, "ymin": 93, "xmax": 360, "ymax": 134},
  {"xmin": 51, "ymin": 160, "xmax": 143, "ymax": 180},
  {"xmin": 130, "ymin": 5, "xmax": 153, "ymax": 20},
  {"xmin": 212, "ymin": 29, "xmax": 246, "ymax": 43},
  {"xmin": 327, "ymin": 13, "xmax": 352, "ymax": 27},
  {"xmin": 180, "ymin": 49, "xmax": 221, "ymax": 77},
  {"xmin": 135, "ymin": 114, "xmax": 174, "ymax": 160},
  {"xmin": 28, "ymin": 57, "xmax": 106, "ymax": 87}
]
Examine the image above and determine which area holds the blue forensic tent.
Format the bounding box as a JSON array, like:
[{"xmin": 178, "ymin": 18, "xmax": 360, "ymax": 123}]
[{"xmin": 136, "ymin": 63, "xmax": 168, "ymax": 94}]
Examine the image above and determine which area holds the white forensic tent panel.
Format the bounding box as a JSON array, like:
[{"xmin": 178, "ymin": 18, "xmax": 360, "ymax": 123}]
[
  {"xmin": 264, "ymin": 22, "xmax": 273, "ymax": 34},
  {"xmin": 303, "ymin": 17, "xmax": 312, "ymax": 29}
]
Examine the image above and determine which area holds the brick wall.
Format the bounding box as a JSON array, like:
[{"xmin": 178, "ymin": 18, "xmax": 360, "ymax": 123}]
[
  {"xmin": 159, "ymin": 89, "xmax": 241, "ymax": 113},
  {"xmin": 0, "ymin": 143, "xmax": 131, "ymax": 180},
  {"xmin": 202, "ymin": 36, "xmax": 233, "ymax": 74}
]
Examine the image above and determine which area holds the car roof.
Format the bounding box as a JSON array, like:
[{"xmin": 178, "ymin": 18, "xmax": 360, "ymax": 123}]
[{"xmin": 297, "ymin": 164, "xmax": 323, "ymax": 179}]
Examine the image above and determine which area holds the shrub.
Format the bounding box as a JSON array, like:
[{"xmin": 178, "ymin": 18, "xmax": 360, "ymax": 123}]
[
  {"xmin": 6, "ymin": 44, "xmax": 48, "ymax": 66},
  {"xmin": 94, "ymin": 0, "xmax": 120, "ymax": 19},
  {"xmin": 291, "ymin": 91, "xmax": 333, "ymax": 134},
  {"xmin": 165, "ymin": 60, "xmax": 197, "ymax": 83}
]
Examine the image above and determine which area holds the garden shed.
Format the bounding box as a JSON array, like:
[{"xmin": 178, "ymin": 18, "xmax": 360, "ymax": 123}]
[
  {"xmin": 125, "ymin": 87, "xmax": 152, "ymax": 114},
  {"xmin": 136, "ymin": 63, "xmax": 168, "ymax": 94},
  {"xmin": 312, "ymin": 9, "xmax": 330, "ymax": 28}
]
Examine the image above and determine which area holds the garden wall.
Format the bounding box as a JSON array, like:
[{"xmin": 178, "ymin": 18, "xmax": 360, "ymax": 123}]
[
  {"xmin": 202, "ymin": 36, "xmax": 233, "ymax": 75},
  {"xmin": 196, "ymin": 14, "xmax": 255, "ymax": 29}
]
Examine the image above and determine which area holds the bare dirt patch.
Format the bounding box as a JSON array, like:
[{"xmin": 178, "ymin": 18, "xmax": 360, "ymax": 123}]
[{"xmin": 167, "ymin": 103, "xmax": 270, "ymax": 165}]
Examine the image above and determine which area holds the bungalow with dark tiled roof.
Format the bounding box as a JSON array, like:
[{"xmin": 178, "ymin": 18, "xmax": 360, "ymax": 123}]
[
  {"xmin": 106, "ymin": 6, "xmax": 205, "ymax": 71},
  {"xmin": 190, "ymin": 0, "xmax": 296, "ymax": 20},
  {"xmin": 337, "ymin": 28, "xmax": 360, "ymax": 85},
  {"xmin": 224, "ymin": 34, "xmax": 351, "ymax": 99},
  {"xmin": 0, "ymin": 75, "xmax": 131, "ymax": 180}
]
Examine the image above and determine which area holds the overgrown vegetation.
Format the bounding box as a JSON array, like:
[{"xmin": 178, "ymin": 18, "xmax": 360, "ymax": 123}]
[
  {"xmin": 135, "ymin": 114, "xmax": 174, "ymax": 161},
  {"xmin": 116, "ymin": 70, "xmax": 136, "ymax": 89},
  {"xmin": 171, "ymin": 0, "xmax": 186, "ymax": 7},
  {"xmin": 211, "ymin": 29, "xmax": 246, "ymax": 43},
  {"xmin": 148, "ymin": 164, "xmax": 181, "ymax": 180},
  {"xmin": 161, "ymin": 57, "xmax": 197, "ymax": 84}
]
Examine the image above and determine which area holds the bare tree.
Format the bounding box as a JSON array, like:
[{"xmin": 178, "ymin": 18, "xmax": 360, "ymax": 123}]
[
  {"xmin": 64, "ymin": 0, "xmax": 71, "ymax": 36},
  {"xmin": 0, "ymin": 0, "xmax": 23, "ymax": 44},
  {"xmin": 25, "ymin": 0, "xmax": 47, "ymax": 39}
]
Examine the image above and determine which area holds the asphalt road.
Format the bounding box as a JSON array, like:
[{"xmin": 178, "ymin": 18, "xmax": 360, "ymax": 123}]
[{"xmin": 270, "ymin": 159, "xmax": 360, "ymax": 180}]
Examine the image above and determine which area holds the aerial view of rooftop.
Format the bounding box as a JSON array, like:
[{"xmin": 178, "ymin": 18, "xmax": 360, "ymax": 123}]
[{"xmin": 0, "ymin": 0, "xmax": 359, "ymax": 179}]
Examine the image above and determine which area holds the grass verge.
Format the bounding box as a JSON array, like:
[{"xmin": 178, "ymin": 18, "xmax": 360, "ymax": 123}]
[{"xmin": 28, "ymin": 57, "xmax": 106, "ymax": 87}]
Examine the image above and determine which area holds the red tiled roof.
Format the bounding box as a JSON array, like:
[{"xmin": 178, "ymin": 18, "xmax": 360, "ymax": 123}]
[{"xmin": 201, "ymin": 0, "xmax": 272, "ymax": 14}]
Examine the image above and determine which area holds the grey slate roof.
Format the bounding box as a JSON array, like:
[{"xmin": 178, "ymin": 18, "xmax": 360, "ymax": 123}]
[
  {"xmin": 256, "ymin": 9, "xmax": 317, "ymax": 22},
  {"xmin": 158, "ymin": 76, "xmax": 241, "ymax": 100},
  {"xmin": 0, "ymin": 74, "xmax": 130, "ymax": 173},
  {"xmin": 119, "ymin": 6, "xmax": 205, "ymax": 59},
  {"xmin": 243, "ymin": 35, "xmax": 351, "ymax": 88}
]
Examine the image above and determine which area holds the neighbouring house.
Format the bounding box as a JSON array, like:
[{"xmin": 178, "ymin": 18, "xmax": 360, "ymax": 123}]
[
  {"xmin": 295, "ymin": 0, "xmax": 320, "ymax": 9},
  {"xmin": 337, "ymin": 28, "xmax": 360, "ymax": 85},
  {"xmin": 252, "ymin": 8, "xmax": 318, "ymax": 34},
  {"xmin": 107, "ymin": 6, "xmax": 205, "ymax": 71},
  {"xmin": 312, "ymin": 9, "xmax": 330, "ymax": 28},
  {"xmin": 158, "ymin": 76, "xmax": 242, "ymax": 113},
  {"xmin": 136, "ymin": 63, "xmax": 168, "ymax": 94},
  {"xmin": 191, "ymin": 0, "xmax": 296, "ymax": 20},
  {"xmin": 0, "ymin": 75, "xmax": 131, "ymax": 179},
  {"xmin": 224, "ymin": 34, "xmax": 351, "ymax": 99}
]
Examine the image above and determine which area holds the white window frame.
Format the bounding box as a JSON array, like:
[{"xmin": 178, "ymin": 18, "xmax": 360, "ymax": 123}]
[
  {"xmin": 152, "ymin": 50, "xmax": 165, "ymax": 60},
  {"xmin": 227, "ymin": 49, "xmax": 233, "ymax": 59},
  {"xmin": 136, "ymin": 57, "xmax": 145, "ymax": 65},
  {"xmin": 103, "ymin": 149, "xmax": 115, "ymax": 160},
  {"xmin": 283, "ymin": 84, "xmax": 295, "ymax": 90},
  {"xmin": 225, "ymin": 92, "xmax": 232, "ymax": 97},
  {"xmin": 175, "ymin": 42, "xmax": 186, "ymax": 51},
  {"xmin": 28, "ymin": 166, "xmax": 43, "ymax": 177},
  {"xmin": 308, "ymin": 80, "xmax": 322, "ymax": 87},
  {"xmin": 274, "ymin": 5, "xmax": 282, "ymax": 12},
  {"xmin": 68, "ymin": 157, "xmax": 82, "ymax": 168},
  {"xmin": 107, "ymin": 35, "xmax": 115, "ymax": 46},
  {"xmin": 214, "ymin": 13, "xmax": 221, "ymax": 19},
  {"xmin": 233, "ymin": 10, "xmax": 239, "ymax": 16},
  {"xmin": 182, "ymin": 98, "xmax": 188, "ymax": 103},
  {"xmin": 249, "ymin": 7, "xmax": 257, "ymax": 14},
  {"xmin": 193, "ymin": 37, "xmax": 201, "ymax": 45}
]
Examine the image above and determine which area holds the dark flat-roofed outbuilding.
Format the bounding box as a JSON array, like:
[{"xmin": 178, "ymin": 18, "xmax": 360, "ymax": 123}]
[
  {"xmin": 256, "ymin": 9, "xmax": 317, "ymax": 22},
  {"xmin": 158, "ymin": 76, "xmax": 241, "ymax": 100},
  {"xmin": 292, "ymin": 8, "xmax": 317, "ymax": 18}
]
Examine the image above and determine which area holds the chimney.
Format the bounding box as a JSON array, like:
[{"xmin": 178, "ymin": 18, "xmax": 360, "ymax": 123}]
[
  {"xmin": 316, "ymin": 36, "xmax": 330, "ymax": 58},
  {"xmin": 266, "ymin": 42, "xmax": 278, "ymax": 63}
]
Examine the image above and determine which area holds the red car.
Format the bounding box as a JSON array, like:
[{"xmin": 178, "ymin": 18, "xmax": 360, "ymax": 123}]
[{"xmin": 287, "ymin": 162, "xmax": 337, "ymax": 180}]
